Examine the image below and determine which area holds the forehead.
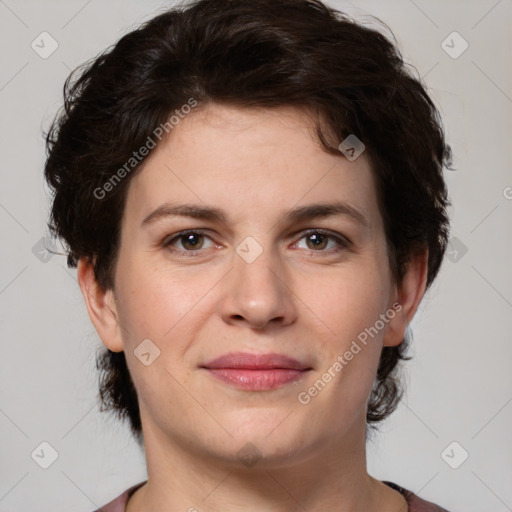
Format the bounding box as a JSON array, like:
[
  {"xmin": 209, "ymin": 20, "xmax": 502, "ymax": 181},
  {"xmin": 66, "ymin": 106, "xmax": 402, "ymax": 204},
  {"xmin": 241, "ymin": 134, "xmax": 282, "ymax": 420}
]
[{"xmin": 124, "ymin": 103, "xmax": 381, "ymax": 231}]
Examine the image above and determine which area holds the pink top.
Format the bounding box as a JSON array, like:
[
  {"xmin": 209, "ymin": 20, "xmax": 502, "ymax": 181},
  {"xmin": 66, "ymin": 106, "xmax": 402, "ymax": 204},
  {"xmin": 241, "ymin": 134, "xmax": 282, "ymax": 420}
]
[{"xmin": 93, "ymin": 480, "xmax": 451, "ymax": 511}]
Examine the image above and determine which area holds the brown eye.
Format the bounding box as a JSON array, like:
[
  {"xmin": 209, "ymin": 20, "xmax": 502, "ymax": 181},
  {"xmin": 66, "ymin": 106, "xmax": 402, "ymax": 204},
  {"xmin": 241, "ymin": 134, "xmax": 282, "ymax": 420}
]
[
  {"xmin": 180, "ymin": 233, "xmax": 205, "ymax": 250},
  {"xmin": 295, "ymin": 229, "xmax": 350, "ymax": 254},
  {"xmin": 305, "ymin": 232, "xmax": 328, "ymax": 250},
  {"xmin": 164, "ymin": 230, "xmax": 215, "ymax": 254}
]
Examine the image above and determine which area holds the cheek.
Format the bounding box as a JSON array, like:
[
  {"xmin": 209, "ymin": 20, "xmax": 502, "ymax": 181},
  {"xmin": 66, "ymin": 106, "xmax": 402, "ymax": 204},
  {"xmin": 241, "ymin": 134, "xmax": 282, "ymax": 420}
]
[
  {"xmin": 299, "ymin": 262, "xmax": 391, "ymax": 347},
  {"xmin": 114, "ymin": 258, "xmax": 210, "ymax": 342},
  {"xmin": 113, "ymin": 262, "xmax": 207, "ymax": 415},
  {"xmin": 296, "ymin": 266, "xmax": 389, "ymax": 429}
]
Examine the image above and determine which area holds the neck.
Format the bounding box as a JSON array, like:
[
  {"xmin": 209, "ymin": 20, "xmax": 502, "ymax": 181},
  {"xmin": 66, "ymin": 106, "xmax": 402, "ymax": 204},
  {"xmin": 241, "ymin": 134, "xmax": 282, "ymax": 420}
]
[{"xmin": 127, "ymin": 418, "xmax": 407, "ymax": 512}]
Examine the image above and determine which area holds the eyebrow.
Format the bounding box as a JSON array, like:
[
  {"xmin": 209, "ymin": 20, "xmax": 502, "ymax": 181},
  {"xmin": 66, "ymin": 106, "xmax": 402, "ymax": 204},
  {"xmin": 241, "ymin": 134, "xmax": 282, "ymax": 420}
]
[{"xmin": 141, "ymin": 201, "xmax": 370, "ymax": 229}]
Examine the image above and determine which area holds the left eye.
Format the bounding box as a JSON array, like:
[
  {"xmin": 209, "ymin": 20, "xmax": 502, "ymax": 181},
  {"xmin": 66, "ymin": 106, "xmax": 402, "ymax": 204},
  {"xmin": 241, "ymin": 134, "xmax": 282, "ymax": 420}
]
[{"xmin": 294, "ymin": 230, "xmax": 348, "ymax": 252}]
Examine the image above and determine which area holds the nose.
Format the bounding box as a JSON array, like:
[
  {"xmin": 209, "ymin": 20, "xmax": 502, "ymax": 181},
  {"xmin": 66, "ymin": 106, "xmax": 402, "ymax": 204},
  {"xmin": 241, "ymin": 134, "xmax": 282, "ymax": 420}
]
[{"xmin": 218, "ymin": 241, "xmax": 297, "ymax": 330}]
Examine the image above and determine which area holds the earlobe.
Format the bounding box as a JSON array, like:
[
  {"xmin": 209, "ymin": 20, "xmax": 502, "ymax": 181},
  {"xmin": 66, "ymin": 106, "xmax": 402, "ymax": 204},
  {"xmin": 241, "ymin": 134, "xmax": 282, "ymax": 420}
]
[
  {"xmin": 382, "ymin": 249, "xmax": 428, "ymax": 348},
  {"xmin": 77, "ymin": 258, "xmax": 124, "ymax": 353}
]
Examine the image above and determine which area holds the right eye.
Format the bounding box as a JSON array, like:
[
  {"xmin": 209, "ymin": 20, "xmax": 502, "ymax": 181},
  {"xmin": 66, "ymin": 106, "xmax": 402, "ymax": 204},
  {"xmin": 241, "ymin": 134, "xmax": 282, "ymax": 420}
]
[{"xmin": 163, "ymin": 230, "xmax": 217, "ymax": 256}]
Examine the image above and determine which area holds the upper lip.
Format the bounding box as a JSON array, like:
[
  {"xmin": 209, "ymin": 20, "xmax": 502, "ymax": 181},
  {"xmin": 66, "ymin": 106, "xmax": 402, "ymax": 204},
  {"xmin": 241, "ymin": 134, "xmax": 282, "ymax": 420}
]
[{"xmin": 202, "ymin": 352, "xmax": 311, "ymax": 370}]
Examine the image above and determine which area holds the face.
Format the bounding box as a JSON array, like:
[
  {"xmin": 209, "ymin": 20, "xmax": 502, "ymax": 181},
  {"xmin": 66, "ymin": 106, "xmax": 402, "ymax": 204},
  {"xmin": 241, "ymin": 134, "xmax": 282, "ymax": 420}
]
[{"xmin": 82, "ymin": 104, "xmax": 420, "ymax": 469}]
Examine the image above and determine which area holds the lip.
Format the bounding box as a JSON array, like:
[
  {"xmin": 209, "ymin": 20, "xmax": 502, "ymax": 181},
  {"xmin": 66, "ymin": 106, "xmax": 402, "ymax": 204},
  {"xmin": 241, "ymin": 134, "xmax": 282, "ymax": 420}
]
[
  {"xmin": 203, "ymin": 352, "xmax": 310, "ymax": 370},
  {"xmin": 201, "ymin": 352, "xmax": 312, "ymax": 391}
]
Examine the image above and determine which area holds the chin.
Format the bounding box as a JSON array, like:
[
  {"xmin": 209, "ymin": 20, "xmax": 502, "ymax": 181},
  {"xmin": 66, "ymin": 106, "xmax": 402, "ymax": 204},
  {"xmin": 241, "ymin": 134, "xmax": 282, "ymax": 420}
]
[{"xmin": 207, "ymin": 413, "xmax": 316, "ymax": 466}]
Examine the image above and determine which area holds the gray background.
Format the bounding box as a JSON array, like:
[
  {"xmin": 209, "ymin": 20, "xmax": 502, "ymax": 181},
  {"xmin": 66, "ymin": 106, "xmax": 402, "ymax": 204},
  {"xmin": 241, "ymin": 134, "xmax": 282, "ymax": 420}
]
[{"xmin": 0, "ymin": 0, "xmax": 511, "ymax": 511}]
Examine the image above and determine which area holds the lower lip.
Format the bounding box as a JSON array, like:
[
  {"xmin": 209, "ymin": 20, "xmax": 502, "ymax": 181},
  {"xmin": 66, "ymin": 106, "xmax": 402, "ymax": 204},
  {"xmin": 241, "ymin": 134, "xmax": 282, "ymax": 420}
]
[{"xmin": 205, "ymin": 368, "xmax": 307, "ymax": 390}]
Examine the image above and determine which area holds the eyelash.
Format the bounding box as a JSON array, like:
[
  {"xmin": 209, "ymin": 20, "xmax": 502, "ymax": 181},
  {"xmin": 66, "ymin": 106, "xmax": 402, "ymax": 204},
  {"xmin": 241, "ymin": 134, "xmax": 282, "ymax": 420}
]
[{"xmin": 162, "ymin": 229, "xmax": 350, "ymax": 257}]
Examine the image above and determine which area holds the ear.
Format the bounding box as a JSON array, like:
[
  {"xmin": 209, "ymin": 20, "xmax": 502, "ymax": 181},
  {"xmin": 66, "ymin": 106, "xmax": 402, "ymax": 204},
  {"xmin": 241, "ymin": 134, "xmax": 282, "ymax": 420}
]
[
  {"xmin": 382, "ymin": 248, "xmax": 428, "ymax": 347},
  {"xmin": 77, "ymin": 258, "xmax": 124, "ymax": 352}
]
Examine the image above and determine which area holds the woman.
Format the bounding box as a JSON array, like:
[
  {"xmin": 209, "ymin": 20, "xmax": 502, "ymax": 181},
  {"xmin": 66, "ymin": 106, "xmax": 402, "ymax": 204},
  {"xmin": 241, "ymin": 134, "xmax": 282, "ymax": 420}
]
[{"xmin": 44, "ymin": 0, "xmax": 453, "ymax": 510}]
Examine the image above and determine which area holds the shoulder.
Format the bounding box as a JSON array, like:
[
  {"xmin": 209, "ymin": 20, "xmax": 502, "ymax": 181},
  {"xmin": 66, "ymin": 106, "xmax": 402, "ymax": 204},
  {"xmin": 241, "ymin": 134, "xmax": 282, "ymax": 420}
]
[
  {"xmin": 90, "ymin": 481, "xmax": 146, "ymax": 512},
  {"xmin": 383, "ymin": 481, "xmax": 452, "ymax": 512}
]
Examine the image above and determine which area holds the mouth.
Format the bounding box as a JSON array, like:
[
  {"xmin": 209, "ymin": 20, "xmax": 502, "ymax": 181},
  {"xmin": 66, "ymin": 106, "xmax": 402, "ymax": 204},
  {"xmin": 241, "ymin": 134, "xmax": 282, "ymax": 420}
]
[{"xmin": 200, "ymin": 352, "xmax": 312, "ymax": 391}]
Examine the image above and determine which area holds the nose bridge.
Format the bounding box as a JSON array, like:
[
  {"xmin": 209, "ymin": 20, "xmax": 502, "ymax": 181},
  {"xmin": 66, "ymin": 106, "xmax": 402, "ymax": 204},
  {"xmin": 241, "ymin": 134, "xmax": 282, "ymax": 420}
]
[
  {"xmin": 220, "ymin": 234, "xmax": 295, "ymax": 328},
  {"xmin": 234, "ymin": 235, "xmax": 283, "ymax": 299},
  {"xmin": 244, "ymin": 246, "xmax": 279, "ymax": 286}
]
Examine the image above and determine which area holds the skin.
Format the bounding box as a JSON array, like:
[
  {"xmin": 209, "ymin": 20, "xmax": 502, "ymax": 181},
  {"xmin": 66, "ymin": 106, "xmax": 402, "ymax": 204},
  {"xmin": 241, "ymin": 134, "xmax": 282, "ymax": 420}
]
[{"xmin": 78, "ymin": 103, "xmax": 427, "ymax": 512}]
